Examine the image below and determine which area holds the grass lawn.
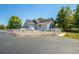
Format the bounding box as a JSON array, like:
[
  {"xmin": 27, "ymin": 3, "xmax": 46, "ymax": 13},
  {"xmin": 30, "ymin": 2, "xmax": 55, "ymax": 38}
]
[{"xmin": 64, "ymin": 32, "xmax": 79, "ymax": 39}]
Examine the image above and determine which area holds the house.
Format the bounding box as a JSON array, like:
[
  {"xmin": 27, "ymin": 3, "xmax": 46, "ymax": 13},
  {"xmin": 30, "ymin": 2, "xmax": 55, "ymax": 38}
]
[
  {"xmin": 36, "ymin": 18, "xmax": 54, "ymax": 30},
  {"xmin": 24, "ymin": 18, "xmax": 54, "ymax": 31},
  {"xmin": 23, "ymin": 20, "xmax": 36, "ymax": 30}
]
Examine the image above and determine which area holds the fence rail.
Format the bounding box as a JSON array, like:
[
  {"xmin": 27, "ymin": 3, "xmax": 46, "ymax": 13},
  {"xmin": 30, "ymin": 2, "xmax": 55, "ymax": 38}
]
[{"xmin": 0, "ymin": 28, "xmax": 61, "ymax": 35}]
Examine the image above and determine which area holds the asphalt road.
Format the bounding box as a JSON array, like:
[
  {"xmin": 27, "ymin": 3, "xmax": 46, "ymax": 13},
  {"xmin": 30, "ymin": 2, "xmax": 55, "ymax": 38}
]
[{"xmin": 0, "ymin": 33, "xmax": 79, "ymax": 54}]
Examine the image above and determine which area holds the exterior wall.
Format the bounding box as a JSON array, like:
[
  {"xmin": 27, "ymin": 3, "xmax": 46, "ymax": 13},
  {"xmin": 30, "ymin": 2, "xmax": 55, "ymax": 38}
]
[
  {"xmin": 37, "ymin": 24, "xmax": 48, "ymax": 30},
  {"xmin": 41, "ymin": 24, "xmax": 47, "ymax": 30},
  {"xmin": 24, "ymin": 21, "xmax": 30, "ymax": 28},
  {"xmin": 24, "ymin": 20, "xmax": 35, "ymax": 30},
  {"xmin": 47, "ymin": 22, "xmax": 51, "ymax": 30},
  {"xmin": 24, "ymin": 20, "xmax": 54, "ymax": 31}
]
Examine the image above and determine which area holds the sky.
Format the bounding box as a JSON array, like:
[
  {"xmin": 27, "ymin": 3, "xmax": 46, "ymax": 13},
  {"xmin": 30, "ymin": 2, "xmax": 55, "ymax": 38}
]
[{"xmin": 0, "ymin": 4, "xmax": 77, "ymax": 25}]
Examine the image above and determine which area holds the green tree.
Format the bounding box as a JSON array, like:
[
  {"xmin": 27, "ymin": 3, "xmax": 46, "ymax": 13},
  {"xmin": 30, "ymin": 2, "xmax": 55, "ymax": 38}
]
[
  {"xmin": 65, "ymin": 15, "xmax": 75, "ymax": 31},
  {"xmin": 56, "ymin": 6, "xmax": 75, "ymax": 31},
  {"xmin": 64, "ymin": 6, "xmax": 75, "ymax": 31},
  {"xmin": 6, "ymin": 25, "xmax": 9, "ymax": 29},
  {"xmin": 74, "ymin": 5, "xmax": 79, "ymax": 28},
  {"xmin": 8, "ymin": 16, "xmax": 22, "ymax": 29},
  {"xmin": 0, "ymin": 24, "xmax": 5, "ymax": 29},
  {"xmin": 56, "ymin": 7, "xmax": 66, "ymax": 31},
  {"xmin": 37, "ymin": 18, "xmax": 45, "ymax": 21}
]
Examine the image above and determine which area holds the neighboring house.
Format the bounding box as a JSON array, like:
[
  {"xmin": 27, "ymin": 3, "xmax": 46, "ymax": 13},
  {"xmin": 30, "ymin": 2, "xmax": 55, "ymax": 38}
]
[
  {"xmin": 24, "ymin": 18, "xmax": 54, "ymax": 31},
  {"xmin": 36, "ymin": 18, "xmax": 54, "ymax": 30},
  {"xmin": 23, "ymin": 20, "xmax": 36, "ymax": 30}
]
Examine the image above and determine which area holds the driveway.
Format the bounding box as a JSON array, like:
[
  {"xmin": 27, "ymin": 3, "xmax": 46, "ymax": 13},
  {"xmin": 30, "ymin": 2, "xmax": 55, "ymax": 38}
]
[{"xmin": 0, "ymin": 33, "xmax": 79, "ymax": 54}]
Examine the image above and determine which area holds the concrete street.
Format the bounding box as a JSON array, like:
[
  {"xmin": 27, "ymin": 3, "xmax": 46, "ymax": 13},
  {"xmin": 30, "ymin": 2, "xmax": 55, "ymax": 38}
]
[{"xmin": 0, "ymin": 33, "xmax": 79, "ymax": 54}]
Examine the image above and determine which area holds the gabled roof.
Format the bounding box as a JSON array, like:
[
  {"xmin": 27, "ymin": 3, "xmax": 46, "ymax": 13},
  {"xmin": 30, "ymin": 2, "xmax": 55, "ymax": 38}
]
[
  {"xmin": 37, "ymin": 18, "xmax": 54, "ymax": 24},
  {"xmin": 24, "ymin": 18, "xmax": 54, "ymax": 26},
  {"xmin": 25, "ymin": 20, "xmax": 35, "ymax": 24}
]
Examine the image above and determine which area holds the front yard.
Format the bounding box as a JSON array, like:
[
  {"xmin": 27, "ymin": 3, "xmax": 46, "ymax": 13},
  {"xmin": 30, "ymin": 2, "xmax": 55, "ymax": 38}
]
[{"xmin": 64, "ymin": 32, "xmax": 79, "ymax": 39}]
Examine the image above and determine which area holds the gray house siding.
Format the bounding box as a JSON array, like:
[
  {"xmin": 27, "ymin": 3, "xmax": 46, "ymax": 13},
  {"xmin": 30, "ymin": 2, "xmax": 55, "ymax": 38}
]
[{"xmin": 24, "ymin": 19, "xmax": 54, "ymax": 30}]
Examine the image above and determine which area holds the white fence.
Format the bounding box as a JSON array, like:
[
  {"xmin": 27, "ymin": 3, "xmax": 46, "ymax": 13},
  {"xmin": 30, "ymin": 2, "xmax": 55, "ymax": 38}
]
[{"xmin": 0, "ymin": 28, "xmax": 61, "ymax": 36}]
